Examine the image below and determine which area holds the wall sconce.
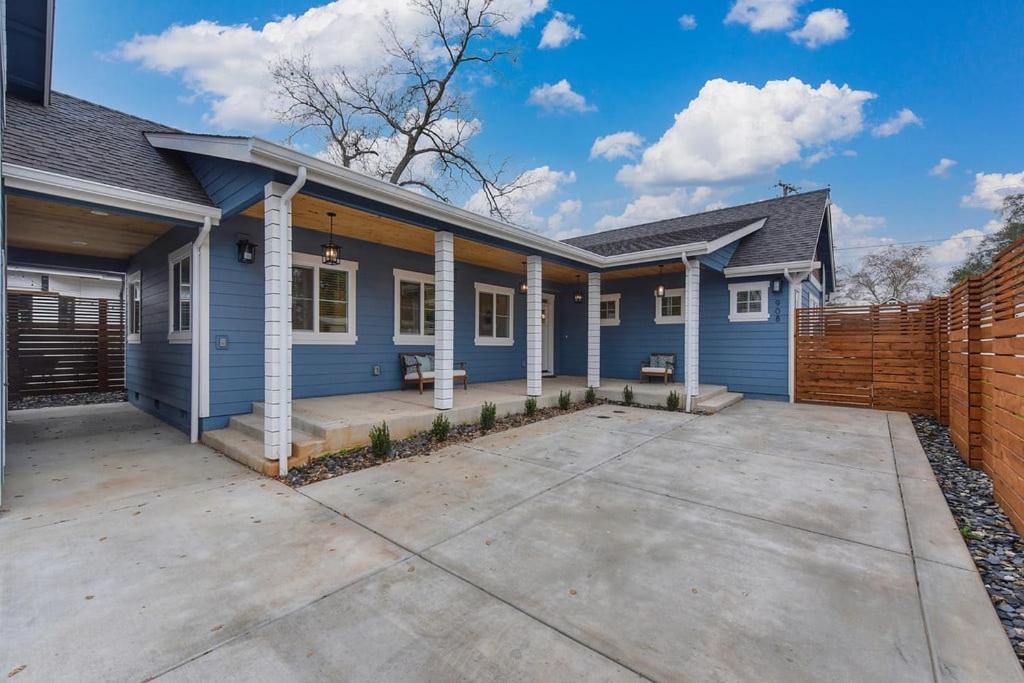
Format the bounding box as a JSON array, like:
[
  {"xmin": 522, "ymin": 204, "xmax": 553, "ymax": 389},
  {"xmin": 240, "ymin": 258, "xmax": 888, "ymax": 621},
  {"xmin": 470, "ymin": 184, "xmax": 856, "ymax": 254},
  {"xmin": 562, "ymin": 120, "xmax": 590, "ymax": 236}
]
[
  {"xmin": 654, "ymin": 264, "xmax": 666, "ymax": 298},
  {"xmin": 321, "ymin": 211, "xmax": 341, "ymax": 265},
  {"xmin": 573, "ymin": 274, "xmax": 584, "ymax": 304},
  {"xmin": 236, "ymin": 236, "xmax": 257, "ymax": 264}
]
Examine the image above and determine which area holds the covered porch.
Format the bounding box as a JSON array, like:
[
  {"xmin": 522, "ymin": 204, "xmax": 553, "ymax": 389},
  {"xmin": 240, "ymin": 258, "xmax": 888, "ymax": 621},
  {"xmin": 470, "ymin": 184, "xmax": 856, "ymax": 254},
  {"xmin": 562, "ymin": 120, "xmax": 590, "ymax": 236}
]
[{"xmin": 204, "ymin": 376, "xmax": 736, "ymax": 475}]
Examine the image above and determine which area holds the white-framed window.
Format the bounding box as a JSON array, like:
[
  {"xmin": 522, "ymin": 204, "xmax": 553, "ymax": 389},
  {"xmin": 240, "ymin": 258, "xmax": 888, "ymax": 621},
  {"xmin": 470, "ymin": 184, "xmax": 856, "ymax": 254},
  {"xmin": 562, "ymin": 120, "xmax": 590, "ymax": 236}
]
[
  {"xmin": 126, "ymin": 271, "xmax": 141, "ymax": 344},
  {"xmin": 167, "ymin": 244, "xmax": 192, "ymax": 343},
  {"xmin": 393, "ymin": 268, "xmax": 435, "ymax": 345},
  {"xmin": 292, "ymin": 253, "xmax": 358, "ymax": 345},
  {"xmin": 728, "ymin": 281, "xmax": 770, "ymax": 322},
  {"xmin": 600, "ymin": 293, "xmax": 621, "ymax": 326},
  {"xmin": 654, "ymin": 287, "xmax": 685, "ymax": 324},
  {"xmin": 474, "ymin": 282, "xmax": 514, "ymax": 346}
]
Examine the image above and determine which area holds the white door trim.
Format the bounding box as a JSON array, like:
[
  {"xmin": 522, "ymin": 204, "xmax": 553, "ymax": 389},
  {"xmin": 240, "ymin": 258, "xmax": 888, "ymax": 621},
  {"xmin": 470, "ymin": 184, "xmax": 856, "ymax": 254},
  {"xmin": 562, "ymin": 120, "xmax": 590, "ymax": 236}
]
[{"xmin": 542, "ymin": 293, "xmax": 555, "ymax": 376}]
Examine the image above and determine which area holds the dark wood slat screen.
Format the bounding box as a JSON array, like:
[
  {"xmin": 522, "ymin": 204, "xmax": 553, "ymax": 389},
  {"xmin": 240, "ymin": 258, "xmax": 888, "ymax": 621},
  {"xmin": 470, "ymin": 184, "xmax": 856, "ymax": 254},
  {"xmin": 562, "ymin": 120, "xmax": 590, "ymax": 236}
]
[{"xmin": 6, "ymin": 291, "xmax": 125, "ymax": 400}]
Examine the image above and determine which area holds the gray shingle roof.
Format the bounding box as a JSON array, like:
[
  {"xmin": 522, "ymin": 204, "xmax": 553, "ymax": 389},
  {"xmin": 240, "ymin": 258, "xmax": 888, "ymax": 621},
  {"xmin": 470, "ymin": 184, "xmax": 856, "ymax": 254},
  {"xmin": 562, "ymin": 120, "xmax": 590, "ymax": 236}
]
[
  {"xmin": 3, "ymin": 91, "xmax": 211, "ymax": 205},
  {"xmin": 564, "ymin": 189, "xmax": 829, "ymax": 268}
]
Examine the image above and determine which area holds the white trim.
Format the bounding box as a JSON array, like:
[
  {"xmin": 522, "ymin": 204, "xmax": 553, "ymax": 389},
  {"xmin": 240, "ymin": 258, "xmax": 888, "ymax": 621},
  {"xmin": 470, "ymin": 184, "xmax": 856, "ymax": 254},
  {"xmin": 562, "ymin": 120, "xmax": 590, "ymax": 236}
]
[
  {"xmin": 684, "ymin": 259, "xmax": 701, "ymax": 410},
  {"xmin": 587, "ymin": 273, "xmax": 601, "ymax": 388},
  {"xmin": 542, "ymin": 293, "xmax": 555, "ymax": 375},
  {"xmin": 1, "ymin": 164, "xmax": 221, "ymax": 225},
  {"xmin": 393, "ymin": 268, "xmax": 435, "ymax": 345},
  {"xmin": 724, "ymin": 260, "xmax": 821, "ymax": 278},
  {"xmin": 654, "ymin": 287, "xmax": 685, "ymax": 325},
  {"xmin": 126, "ymin": 271, "xmax": 141, "ymax": 344},
  {"xmin": 473, "ymin": 282, "xmax": 515, "ymax": 347},
  {"xmin": 167, "ymin": 244, "xmax": 192, "ymax": 343},
  {"xmin": 144, "ymin": 134, "xmax": 772, "ymax": 269},
  {"xmin": 784, "ymin": 269, "xmax": 811, "ymax": 403},
  {"xmin": 807, "ymin": 273, "xmax": 822, "ymax": 292},
  {"xmin": 292, "ymin": 252, "xmax": 358, "ymax": 345},
  {"xmin": 728, "ymin": 281, "xmax": 771, "ymax": 322},
  {"xmin": 189, "ymin": 217, "xmax": 212, "ymax": 443},
  {"xmin": 599, "ymin": 293, "xmax": 621, "ymax": 326}
]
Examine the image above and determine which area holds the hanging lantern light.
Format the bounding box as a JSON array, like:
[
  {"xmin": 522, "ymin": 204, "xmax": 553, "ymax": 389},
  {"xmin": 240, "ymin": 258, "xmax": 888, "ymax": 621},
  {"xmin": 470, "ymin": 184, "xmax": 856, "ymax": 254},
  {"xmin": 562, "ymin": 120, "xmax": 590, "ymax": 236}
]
[
  {"xmin": 518, "ymin": 261, "xmax": 528, "ymax": 295},
  {"xmin": 321, "ymin": 211, "xmax": 340, "ymax": 265},
  {"xmin": 654, "ymin": 264, "xmax": 666, "ymax": 298},
  {"xmin": 573, "ymin": 274, "xmax": 584, "ymax": 304}
]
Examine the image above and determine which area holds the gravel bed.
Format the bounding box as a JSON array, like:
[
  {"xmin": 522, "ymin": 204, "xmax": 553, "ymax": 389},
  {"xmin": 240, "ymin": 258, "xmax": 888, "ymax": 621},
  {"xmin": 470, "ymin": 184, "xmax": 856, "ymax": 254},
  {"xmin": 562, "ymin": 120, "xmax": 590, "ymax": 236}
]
[
  {"xmin": 8, "ymin": 391, "xmax": 127, "ymax": 411},
  {"xmin": 912, "ymin": 415, "xmax": 1024, "ymax": 664},
  {"xmin": 287, "ymin": 400, "xmax": 602, "ymax": 487}
]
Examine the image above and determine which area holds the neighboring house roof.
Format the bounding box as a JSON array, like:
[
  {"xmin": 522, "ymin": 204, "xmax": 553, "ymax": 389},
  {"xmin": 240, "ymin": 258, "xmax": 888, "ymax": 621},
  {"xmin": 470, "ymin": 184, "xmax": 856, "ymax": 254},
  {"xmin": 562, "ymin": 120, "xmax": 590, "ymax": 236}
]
[
  {"xmin": 3, "ymin": 91, "xmax": 211, "ymax": 205},
  {"xmin": 565, "ymin": 189, "xmax": 830, "ymax": 269}
]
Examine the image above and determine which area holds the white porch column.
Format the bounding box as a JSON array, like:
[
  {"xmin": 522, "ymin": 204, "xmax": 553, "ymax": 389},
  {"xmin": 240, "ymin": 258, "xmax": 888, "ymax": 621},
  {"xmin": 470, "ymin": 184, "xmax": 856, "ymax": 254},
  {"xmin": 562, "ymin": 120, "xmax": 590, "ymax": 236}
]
[
  {"xmin": 526, "ymin": 255, "xmax": 543, "ymax": 396},
  {"xmin": 587, "ymin": 272, "xmax": 601, "ymax": 388},
  {"xmin": 434, "ymin": 231, "xmax": 455, "ymax": 410},
  {"xmin": 263, "ymin": 182, "xmax": 290, "ymax": 470},
  {"xmin": 684, "ymin": 258, "xmax": 701, "ymax": 409}
]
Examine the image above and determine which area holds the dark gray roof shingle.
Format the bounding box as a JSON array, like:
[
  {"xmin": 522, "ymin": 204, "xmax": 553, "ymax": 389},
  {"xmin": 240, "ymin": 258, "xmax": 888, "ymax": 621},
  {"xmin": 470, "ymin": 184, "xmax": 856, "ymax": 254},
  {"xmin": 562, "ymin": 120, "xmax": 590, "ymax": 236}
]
[
  {"xmin": 3, "ymin": 92, "xmax": 211, "ymax": 205},
  {"xmin": 565, "ymin": 189, "xmax": 829, "ymax": 268}
]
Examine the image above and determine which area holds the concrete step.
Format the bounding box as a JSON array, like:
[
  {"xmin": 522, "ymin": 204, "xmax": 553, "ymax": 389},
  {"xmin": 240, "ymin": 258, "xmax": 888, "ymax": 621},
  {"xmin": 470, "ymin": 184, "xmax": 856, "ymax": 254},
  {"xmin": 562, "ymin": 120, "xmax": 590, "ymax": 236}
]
[
  {"xmin": 202, "ymin": 427, "xmax": 279, "ymax": 476},
  {"xmin": 694, "ymin": 391, "xmax": 744, "ymax": 415},
  {"xmin": 228, "ymin": 413, "xmax": 327, "ymax": 461}
]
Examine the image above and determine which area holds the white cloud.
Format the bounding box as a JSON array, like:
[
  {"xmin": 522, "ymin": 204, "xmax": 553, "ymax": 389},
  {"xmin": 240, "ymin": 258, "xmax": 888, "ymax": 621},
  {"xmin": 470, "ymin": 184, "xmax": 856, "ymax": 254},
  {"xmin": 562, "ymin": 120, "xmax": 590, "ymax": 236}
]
[
  {"xmin": 960, "ymin": 171, "xmax": 1024, "ymax": 210},
  {"xmin": 546, "ymin": 198, "xmax": 583, "ymax": 237},
  {"xmin": 463, "ymin": 165, "xmax": 576, "ymax": 232},
  {"xmin": 829, "ymin": 203, "xmax": 891, "ymax": 268},
  {"xmin": 117, "ymin": 0, "xmax": 548, "ymax": 129},
  {"xmin": 527, "ymin": 79, "xmax": 595, "ymax": 113},
  {"xmin": 804, "ymin": 148, "xmax": 835, "ymax": 166},
  {"xmin": 539, "ymin": 11, "xmax": 582, "ymax": 48},
  {"xmin": 842, "ymin": 149, "xmax": 858, "ymax": 157},
  {"xmin": 871, "ymin": 108, "xmax": 923, "ymax": 137},
  {"xmin": 678, "ymin": 14, "xmax": 698, "ymax": 30},
  {"xmin": 616, "ymin": 78, "xmax": 875, "ymax": 187},
  {"xmin": 590, "ymin": 131, "xmax": 644, "ymax": 161},
  {"xmin": 928, "ymin": 158, "xmax": 957, "ymax": 178},
  {"xmin": 788, "ymin": 8, "xmax": 849, "ymax": 48},
  {"xmin": 725, "ymin": 0, "xmax": 806, "ymax": 31},
  {"xmin": 594, "ymin": 187, "xmax": 724, "ymax": 230}
]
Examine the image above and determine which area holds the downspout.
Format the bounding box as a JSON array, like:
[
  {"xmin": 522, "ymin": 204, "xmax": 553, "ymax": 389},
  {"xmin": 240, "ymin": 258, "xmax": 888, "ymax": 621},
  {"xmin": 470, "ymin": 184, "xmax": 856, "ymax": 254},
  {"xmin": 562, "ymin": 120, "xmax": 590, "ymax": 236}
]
[
  {"xmin": 783, "ymin": 267, "xmax": 805, "ymax": 404},
  {"xmin": 277, "ymin": 167, "xmax": 307, "ymax": 477},
  {"xmin": 190, "ymin": 216, "xmax": 213, "ymax": 443}
]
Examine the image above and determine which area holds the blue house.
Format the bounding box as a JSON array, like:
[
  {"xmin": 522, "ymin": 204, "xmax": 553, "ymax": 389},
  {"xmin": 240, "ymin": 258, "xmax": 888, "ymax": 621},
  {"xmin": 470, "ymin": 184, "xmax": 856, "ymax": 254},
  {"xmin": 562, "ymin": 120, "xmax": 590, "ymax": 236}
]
[{"xmin": 0, "ymin": 17, "xmax": 835, "ymax": 478}]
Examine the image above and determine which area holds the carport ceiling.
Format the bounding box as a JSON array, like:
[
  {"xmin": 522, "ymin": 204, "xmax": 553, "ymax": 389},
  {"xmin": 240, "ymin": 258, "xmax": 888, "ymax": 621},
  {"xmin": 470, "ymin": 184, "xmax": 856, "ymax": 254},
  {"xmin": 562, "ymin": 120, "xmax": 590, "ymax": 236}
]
[{"xmin": 6, "ymin": 194, "xmax": 173, "ymax": 259}]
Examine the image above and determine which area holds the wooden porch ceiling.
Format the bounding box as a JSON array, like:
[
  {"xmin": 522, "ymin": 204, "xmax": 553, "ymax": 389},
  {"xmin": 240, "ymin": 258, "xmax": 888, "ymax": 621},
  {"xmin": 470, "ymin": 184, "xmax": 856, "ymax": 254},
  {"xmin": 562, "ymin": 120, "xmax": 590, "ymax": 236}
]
[
  {"xmin": 6, "ymin": 194, "xmax": 172, "ymax": 259},
  {"xmin": 242, "ymin": 194, "xmax": 685, "ymax": 283}
]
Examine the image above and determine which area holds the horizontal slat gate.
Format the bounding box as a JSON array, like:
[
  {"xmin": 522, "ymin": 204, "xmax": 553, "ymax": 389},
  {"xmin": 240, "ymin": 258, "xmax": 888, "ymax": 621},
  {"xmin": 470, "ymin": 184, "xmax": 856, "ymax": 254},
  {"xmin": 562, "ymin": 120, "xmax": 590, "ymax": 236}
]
[{"xmin": 6, "ymin": 291, "xmax": 125, "ymax": 400}]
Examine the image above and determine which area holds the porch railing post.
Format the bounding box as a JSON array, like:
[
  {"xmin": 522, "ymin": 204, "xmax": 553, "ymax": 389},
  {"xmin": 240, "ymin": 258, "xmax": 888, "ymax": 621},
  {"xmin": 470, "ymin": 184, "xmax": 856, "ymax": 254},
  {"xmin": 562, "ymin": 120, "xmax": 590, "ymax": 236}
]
[
  {"xmin": 587, "ymin": 272, "xmax": 601, "ymax": 388},
  {"xmin": 684, "ymin": 258, "xmax": 700, "ymax": 410},
  {"xmin": 526, "ymin": 255, "xmax": 543, "ymax": 397},
  {"xmin": 434, "ymin": 231, "xmax": 455, "ymax": 410}
]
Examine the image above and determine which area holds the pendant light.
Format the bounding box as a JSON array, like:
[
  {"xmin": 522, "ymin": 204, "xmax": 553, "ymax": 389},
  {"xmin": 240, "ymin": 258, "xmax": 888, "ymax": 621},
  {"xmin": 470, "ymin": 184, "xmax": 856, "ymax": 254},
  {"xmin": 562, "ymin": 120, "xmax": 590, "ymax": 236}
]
[
  {"xmin": 573, "ymin": 274, "xmax": 584, "ymax": 304},
  {"xmin": 321, "ymin": 211, "xmax": 340, "ymax": 265},
  {"xmin": 518, "ymin": 261, "xmax": 528, "ymax": 295},
  {"xmin": 655, "ymin": 264, "xmax": 666, "ymax": 298}
]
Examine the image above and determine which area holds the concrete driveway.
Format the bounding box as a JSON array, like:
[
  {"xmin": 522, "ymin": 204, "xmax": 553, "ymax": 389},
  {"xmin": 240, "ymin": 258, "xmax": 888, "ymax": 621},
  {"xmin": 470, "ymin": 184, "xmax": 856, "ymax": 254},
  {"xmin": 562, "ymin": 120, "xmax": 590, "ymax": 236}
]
[{"xmin": 2, "ymin": 401, "xmax": 1020, "ymax": 681}]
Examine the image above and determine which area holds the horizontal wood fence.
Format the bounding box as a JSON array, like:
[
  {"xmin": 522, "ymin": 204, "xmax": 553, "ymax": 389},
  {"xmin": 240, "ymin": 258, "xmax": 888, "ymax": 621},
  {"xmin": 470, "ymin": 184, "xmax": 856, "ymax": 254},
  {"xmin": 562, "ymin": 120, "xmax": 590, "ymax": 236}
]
[
  {"xmin": 795, "ymin": 235, "xmax": 1023, "ymax": 531},
  {"xmin": 6, "ymin": 291, "xmax": 125, "ymax": 400}
]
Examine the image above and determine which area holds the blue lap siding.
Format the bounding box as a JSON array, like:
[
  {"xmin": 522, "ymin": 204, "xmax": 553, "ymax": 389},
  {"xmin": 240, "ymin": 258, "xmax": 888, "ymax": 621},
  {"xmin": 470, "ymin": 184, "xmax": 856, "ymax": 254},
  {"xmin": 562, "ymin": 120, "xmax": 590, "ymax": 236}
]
[{"xmin": 126, "ymin": 226, "xmax": 197, "ymax": 432}]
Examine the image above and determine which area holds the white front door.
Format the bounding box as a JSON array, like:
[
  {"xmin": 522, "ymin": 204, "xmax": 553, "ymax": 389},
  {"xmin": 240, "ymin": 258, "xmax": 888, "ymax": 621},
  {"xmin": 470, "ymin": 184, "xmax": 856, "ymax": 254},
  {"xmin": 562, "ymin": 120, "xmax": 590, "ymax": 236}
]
[{"xmin": 541, "ymin": 293, "xmax": 555, "ymax": 376}]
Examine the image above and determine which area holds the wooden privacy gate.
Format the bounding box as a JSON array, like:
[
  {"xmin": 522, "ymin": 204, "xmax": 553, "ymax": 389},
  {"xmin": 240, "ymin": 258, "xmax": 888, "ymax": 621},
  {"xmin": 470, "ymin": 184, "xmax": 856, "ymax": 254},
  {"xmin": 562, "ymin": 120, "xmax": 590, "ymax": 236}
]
[
  {"xmin": 794, "ymin": 302, "xmax": 942, "ymax": 416},
  {"xmin": 6, "ymin": 291, "xmax": 125, "ymax": 400}
]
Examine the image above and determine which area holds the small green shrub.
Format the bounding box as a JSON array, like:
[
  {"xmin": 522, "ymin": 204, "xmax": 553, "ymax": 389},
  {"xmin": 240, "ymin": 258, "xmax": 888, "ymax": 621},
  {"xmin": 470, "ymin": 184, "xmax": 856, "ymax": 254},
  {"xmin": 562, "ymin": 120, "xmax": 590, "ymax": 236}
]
[
  {"xmin": 666, "ymin": 390, "xmax": 681, "ymax": 411},
  {"xmin": 558, "ymin": 390, "xmax": 572, "ymax": 410},
  {"xmin": 480, "ymin": 401, "xmax": 497, "ymax": 431},
  {"xmin": 524, "ymin": 397, "xmax": 538, "ymax": 416},
  {"xmin": 585, "ymin": 386, "xmax": 597, "ymax": 404},
  {"xmin": 369, "ymin": 421, "xmax": 391, "ymax": 458},
  {"xmin": 431, "ymin": 413, "xmax": 451, "ymax": 441},
  {"xmin": 622, "ymin": 385, "xmax": 634, "ymax": 405}
]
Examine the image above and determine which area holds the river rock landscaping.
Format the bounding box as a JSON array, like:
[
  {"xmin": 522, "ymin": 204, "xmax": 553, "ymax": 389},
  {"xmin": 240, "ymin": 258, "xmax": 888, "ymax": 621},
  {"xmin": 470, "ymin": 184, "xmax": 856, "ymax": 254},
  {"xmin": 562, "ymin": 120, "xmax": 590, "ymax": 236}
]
[
  {"xmin": 8, "ymin": 390, "xmax": 127, "ymax": 411},
  {"xmin": 912, "ymin": 414, "xmax": 1024, "ymax": 664}
]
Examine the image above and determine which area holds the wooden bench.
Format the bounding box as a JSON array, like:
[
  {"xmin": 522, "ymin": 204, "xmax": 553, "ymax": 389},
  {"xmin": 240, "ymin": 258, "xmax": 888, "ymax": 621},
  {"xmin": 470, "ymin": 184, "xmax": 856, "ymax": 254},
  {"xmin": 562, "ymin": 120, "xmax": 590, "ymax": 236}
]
[
  {"xmin": 399, "ymin": 352, "xmax": 468, "ymax": 394},
  {"xmin": 640, "ymin": 352, "xmax": 676, "ymax": 384}
]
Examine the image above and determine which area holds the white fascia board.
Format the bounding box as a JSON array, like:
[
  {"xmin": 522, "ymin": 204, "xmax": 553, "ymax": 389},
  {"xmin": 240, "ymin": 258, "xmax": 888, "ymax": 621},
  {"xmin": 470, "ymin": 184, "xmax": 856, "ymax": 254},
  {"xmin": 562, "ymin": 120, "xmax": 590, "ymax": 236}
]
[
  {"xmin": 2, "ymin": 164, "xmax": 222, "ymax": 225},
  {"xmin": 705, "ymin": 218, "xmax": 767, "ymax": 252},
  {"xmin": 144, "ymin": 132, "xmax": 257, "ymax": 163},
  {"xmin": 723, "ymin": 260, "xmax": 821, "ymax": 279}
]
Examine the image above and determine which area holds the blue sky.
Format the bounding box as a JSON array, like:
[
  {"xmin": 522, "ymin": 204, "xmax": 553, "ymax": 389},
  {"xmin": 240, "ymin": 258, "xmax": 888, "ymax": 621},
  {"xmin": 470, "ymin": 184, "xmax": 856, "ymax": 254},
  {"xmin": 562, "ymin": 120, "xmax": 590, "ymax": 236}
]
[{"xmin": 53, "ymin": 0, "xmax": 1024, "ymax": 275}]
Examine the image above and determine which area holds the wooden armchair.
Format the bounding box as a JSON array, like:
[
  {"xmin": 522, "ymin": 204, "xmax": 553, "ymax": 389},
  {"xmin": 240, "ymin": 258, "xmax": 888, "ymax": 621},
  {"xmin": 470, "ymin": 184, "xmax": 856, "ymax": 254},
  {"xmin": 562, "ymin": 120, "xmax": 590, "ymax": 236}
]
[
  {"xmin": 399, "ymin": 352, "xmax": 468, "ymax": 394},
  {"xmin": 640, "ymin": 352, "xmax": 676, "ymax": 384}
]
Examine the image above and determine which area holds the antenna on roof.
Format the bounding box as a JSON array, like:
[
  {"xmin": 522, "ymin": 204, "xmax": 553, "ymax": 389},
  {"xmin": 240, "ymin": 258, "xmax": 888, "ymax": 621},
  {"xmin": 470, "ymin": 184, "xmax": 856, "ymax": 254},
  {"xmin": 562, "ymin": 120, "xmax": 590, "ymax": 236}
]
[{"xmin": 774, "ymin": 181, "xmax": 800, "ymax": 197}]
